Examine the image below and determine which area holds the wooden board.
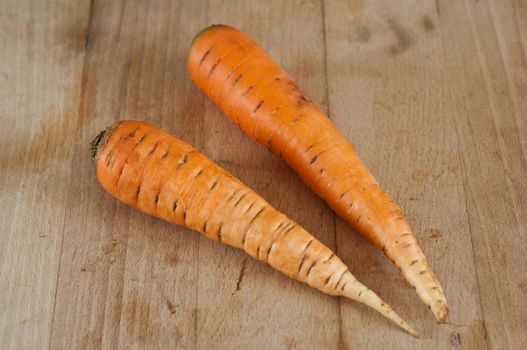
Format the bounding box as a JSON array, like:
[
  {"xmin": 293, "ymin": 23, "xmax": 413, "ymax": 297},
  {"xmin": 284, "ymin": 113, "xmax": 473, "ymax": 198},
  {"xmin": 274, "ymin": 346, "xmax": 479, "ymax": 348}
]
[{"xmin": 1, "ymin": 0, "xmax": 526, "ymax": 349}]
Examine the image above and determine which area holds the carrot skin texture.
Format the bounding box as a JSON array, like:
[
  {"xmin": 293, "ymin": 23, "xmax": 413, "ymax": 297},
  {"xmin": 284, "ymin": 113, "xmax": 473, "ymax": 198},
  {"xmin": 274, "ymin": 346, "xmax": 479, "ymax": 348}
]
[
  {"xmin": 187, "ymin": 25, "xmax": 448, "ymax": 322},
  {"xmin": 92, "ymin": 121, "xmax": 419, "ymax": 337}
]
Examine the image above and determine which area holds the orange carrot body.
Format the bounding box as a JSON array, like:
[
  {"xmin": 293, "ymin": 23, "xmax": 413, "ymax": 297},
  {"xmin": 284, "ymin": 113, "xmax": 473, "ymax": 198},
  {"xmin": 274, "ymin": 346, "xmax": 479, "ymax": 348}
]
[
  {"xmin": 188, "ymin": 25, "xmax": 448, "ymax": 322},
  {"xmin": 92, "ymin": 121, "xmax": 418, "ymax": 336}
]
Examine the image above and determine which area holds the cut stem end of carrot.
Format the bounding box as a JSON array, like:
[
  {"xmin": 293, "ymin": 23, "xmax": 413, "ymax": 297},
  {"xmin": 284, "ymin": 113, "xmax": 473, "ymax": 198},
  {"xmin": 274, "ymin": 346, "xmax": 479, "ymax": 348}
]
[{"xmin": 190, "ymin": 24, "xmax": 230, "ymax": 47}]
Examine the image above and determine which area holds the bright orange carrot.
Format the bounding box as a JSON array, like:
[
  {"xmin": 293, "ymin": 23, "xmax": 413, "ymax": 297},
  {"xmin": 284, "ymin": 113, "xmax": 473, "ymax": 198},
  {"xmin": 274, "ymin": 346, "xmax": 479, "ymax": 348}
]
[
  {"xmin": 187, "ymin": 25, "xmax": 448, "ymax": 322},
  {"xmin": 91, "ymin": 120, "xmax": 419, "ymax": 336}
]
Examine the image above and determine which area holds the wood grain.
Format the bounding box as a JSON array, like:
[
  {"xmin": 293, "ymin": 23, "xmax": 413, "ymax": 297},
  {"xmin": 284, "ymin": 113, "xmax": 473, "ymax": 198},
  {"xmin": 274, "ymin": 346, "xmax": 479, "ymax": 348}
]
[
  {"xmin": 0, "ymin": 0, "xmax": 91, "ymax": 349},
  {"xmin": 1, "ymin": 0, "xmax": 526, "ymax": 349}
]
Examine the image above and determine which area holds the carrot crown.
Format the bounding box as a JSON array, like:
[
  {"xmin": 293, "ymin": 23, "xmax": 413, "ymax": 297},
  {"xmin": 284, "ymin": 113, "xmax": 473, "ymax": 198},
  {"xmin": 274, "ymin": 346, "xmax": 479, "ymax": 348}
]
[
  {"xmin": 190, "ymin": 24, "xmax": 231, "ymax": 47},
  {"xmin": 90, "ymin": 122, "xmax": 122, "ymax": 160}
]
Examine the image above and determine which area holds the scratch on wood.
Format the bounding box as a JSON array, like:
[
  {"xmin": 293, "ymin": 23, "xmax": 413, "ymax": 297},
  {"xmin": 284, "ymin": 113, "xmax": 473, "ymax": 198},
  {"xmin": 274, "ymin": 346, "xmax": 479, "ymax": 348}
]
[
  {"xmin": 232, "ymin": 258, "xmax": 248, "ymax": 295},
  {"xmin": 166, "ymin": 300, "xmax": 176, "ymax": 314},
  {"xmin": 450, "ymin": 332, "xmax": 461, "ymax": 349}
]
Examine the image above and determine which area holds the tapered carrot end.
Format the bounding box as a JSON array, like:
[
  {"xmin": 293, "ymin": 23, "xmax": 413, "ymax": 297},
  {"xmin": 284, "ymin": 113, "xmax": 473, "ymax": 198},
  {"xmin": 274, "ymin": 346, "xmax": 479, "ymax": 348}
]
[
  {"xmin": 341, "ymin": 278, "xmax": 420, "ymax": 338},
  {"xmin": 432, "ymin": 300, "xmax": 449, "ymax": 323},
  {"xmin": 399, "ymin": 252, "xmax": 449, "ymax": 323}
]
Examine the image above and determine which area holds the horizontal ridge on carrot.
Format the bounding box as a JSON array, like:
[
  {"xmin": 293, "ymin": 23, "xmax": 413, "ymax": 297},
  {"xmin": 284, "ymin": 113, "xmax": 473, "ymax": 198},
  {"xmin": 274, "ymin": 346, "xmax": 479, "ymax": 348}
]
[
  {"xmin": 91, "ymin": 121, "xmax": 418, "ymax": 337},
  {"xmin": 187, "ymin": 25, "xmax": 448, "ymax": 322}
]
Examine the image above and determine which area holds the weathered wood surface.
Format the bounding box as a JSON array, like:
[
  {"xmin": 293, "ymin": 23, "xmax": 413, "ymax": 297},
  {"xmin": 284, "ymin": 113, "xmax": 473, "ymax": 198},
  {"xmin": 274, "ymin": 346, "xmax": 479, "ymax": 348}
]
[{"xmin": 1, "ymin": 0, "xmax": 525, "ymax": 349}]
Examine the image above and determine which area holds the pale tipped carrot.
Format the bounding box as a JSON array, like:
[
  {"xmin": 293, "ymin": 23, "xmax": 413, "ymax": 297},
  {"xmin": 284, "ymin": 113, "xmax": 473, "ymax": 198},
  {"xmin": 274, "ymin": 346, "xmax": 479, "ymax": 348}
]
[
  {"xmin": 91, "ymin": 120, "xmax": 419, "ymax": 337},
  {"xmin": 187, "ymin": 24, "xmax": 448, "ymax": 322}
]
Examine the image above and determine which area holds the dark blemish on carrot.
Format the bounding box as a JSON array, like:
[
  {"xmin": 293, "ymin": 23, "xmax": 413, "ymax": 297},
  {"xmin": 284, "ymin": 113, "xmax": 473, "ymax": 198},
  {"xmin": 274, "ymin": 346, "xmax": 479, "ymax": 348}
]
[
  {"xmin": 305, "ymin": 144, "xmax": 315, "ymax": 153},
  {"xmin": 335, "ymin": 270, "xmax": 347, "ymax": 289},
  {"xmin": 217, "ymin": 224, "xmax": 223, "ymax": 242},
  {"xmin": 401, "ymin": 233, "xmax": 410, "ymax": 237},
  {"xmin": 324, "ymin": 254, "xmax": 334, "ymax": 263},
  {"xmin": 267, "ymin": 241, "xmax": 278, "ymax": 258},
  {"xmin": 288, "ymin": 80, "xmax": 299, "ymax": 91},
  {"xmin": 250, "ymin": 208, "xmax": 265, "ymax": 223},
  {"xmin": 234, "ymin": 193, "xmax": 247, "ymax": 207},
  {"xmin": 182, "ymin": 211, "xmax": 187, "ymax": 223},
  {"xmin": 225, "ymin": 58, "xmax": 247, "ymax": 80},
  {"xmin": 129, "ymin": 127, "xmax": 140, "ymax": 137},
  {"xmin": 358, "ymin": 290, "xmax": 363, "ymax": 297},
  {"xmin": 242, "ymin": 85, "xmax": 254, "ymax": 97},
  {"xmin": 255, "ymin": 244, "xmax": 262, "ymax": 260},
  {"xmin": 422, "ymin": 16, "xmax": 434, "ymax": 31},
  {"xmin": 431, "ymin": 286, "xmax": 439, "ymax": 290},
  {"xmin": 306, "ymin": 261, "xmax": 317, "ymax": 277},
  {"xmin": 202, "ymin": 221, "xmax": 207, "ymax": 232},
  {"xmin": 410, "ymin": 259, "xmax": 419, "ymax": 265},
  {"xmin": 275, "ymin": 221, "xmax": 285, "ymax": 231},
  {"xmin": 195, "ymin": 169, "xmax": 204, "ymax": 178},
  {"xmin": 341, "ymin": 281, "xmax": 348, "ymax": 291},
  {"xmin": 154, "ymin": 193, "xmax": 159, "ymax": 205},
  {"xmin": 116, "ymin": 164, "xmax": 125, "ymax": 183},
  {"xmin": 105, "ymin": 151, "xmax": 115, "ymax": 168},
  {"xmin": 319, "ymin": 169, "xmax": 325, "ymax": 175},
  {"xmin": 227, "ymin": 190, "xmax": 238, "ymax": 202},
  {"xmin": 291, "ymin": 114, "xmax": 303, "ymax": 123},
  {"xmin": 232, "ymin": 74, "xmax": 242, "ymax": 87},
  {"xmin": 395, "ymin": 240, "xmax": 399, "ymax": 244},
  {"xmin": 297, "ymin": 95, "xmax": 309, "ymax": 106},
  {"xmin": 309, "ymin": 156, "xmax": 318, "ymax": 165},
  {"xmin": 245, "ymin": 202, "xmax": 254, "ymax": 213},
  {"xmin": 242, "ymin": 228, "xmax": 251, "ymax": 245},
  {"xmin": 356, "ymin": 215, "xmax": 362, "ymax": 224},
  {"xmin": 127, "ymin": 134, "xmax": 146, "ymax": 155},
  {"xmin": 275, "ymin": 76, "xmax": 280, "ymax": 81},
  {"xmin": 394, "ymin": 216, "xmax": 403, "ymax": 221},
  {"xmin": 208, "ymin": 180, "xmax": 218, "ymax": 192},
  {"xmin": 283, "ymin": 224, "xmax": 295, "ymax": 238},
  {"xmin": 339, "ymin": 191, "xmax": 349, "ymax": 200},
  {"xmin": 325, "ymin": 275, "xmax": 332, "ymax": 286},
  {"xmin": 387, "ymin": 19, "xmax": 413, "ymax": 55},
  {"xmin": 208, "ymin": 58, "xmax": 221, "ymax": 77},
  {"xmin": 136, "ymin": 185, "xmax": 141, "ymax": 199},
  {"xmin": 160, "ymin": 149, "xmax": 170, "ymax": 160},
  {"xmin": 303, "ymin": 239, "xmax": 314, "ymax": 253},
  {"xmin": 419, "ymin": 270, "xmax": 426, "ymax": 275},
  {"xmin": 199, "ymin": 48, "xmax": 211, "ymax": 66},
  {"xmin": 172, "ymin": 200, "xmax": 178, "ymax": 212},
  {"xmin": 178, "ymin": 153, "xmax": 189, "ymax": 168},
  {"xmin": 404, "ymin": 243, "xmax": 413, "ymax": 248},
  {"xmin": 253, "ymin": 100, "xmax": 264, "ymax": 113},
  {"xmin": 298, "ymin": 255, "xmax": 307, "ymax": 273},
  {"xmin": 148, "ymin": 140, "xmax": 160, "ymax": 155}
]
